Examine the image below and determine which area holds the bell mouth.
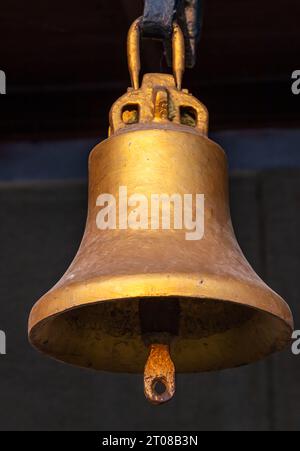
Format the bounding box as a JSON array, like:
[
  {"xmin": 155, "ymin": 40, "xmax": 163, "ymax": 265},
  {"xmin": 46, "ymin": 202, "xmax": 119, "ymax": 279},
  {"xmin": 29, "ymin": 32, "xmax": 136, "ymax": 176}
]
[{"xmin": 29, "ymin": 296, "xmax": 292, "ymax": 374}]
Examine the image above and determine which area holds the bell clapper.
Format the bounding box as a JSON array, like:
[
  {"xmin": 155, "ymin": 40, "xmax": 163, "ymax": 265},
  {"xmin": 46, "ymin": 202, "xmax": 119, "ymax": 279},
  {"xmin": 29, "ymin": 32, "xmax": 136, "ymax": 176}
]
[{"xmin": 144, "ymin": 343, "xmax": 175, "ymax": 405}]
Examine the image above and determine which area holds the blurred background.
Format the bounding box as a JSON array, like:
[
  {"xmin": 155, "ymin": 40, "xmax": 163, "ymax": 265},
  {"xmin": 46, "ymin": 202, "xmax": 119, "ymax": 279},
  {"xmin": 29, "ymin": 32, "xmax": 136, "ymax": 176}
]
[{"xmin": 0, "ymin": 0, "xmax": 300, "ymax": 431}]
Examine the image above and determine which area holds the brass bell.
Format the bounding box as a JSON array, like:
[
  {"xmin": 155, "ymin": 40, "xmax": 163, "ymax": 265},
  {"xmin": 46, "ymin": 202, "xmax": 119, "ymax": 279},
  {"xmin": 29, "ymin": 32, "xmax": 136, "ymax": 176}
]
[{"xmin": 28, "ymin": 19, "xmax": 293, "ymax": 405}]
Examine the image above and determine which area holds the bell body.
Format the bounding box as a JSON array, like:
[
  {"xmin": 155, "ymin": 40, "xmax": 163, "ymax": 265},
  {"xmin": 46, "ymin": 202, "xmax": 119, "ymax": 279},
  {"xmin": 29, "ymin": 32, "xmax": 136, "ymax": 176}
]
[
  {"xmin": 29, "ymin": 75, "xmax": 293, "ymax": 372},
  {"xmin": 29, "ymin": 74, "xmax": 293, "ymax": 374}
]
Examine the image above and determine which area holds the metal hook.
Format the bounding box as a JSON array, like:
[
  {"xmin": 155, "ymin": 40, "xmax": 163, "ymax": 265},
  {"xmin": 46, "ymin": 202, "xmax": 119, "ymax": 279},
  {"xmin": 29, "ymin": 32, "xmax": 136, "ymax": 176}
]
[{"xmin": 127, "ymin": 17, "xmax": 185, "ymax": 91}]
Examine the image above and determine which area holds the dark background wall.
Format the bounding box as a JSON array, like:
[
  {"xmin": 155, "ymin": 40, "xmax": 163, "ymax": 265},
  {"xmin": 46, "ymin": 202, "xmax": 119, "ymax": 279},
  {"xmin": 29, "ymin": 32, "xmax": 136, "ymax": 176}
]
[{"xmin": 0, "ymin": 0, "xmax": 300, "ymax": 431}]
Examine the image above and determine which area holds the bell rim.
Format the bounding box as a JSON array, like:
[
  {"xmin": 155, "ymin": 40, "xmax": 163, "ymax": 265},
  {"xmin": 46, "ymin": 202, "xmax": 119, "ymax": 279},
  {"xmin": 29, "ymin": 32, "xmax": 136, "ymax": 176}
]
[
  {"xmin": 28, "ymin": 272, "xmax": 293, "ymax": 373},
  {"xmin": 29, "ymin": 272, "xmax": 293, "ymax": 331},
  {"xmin": 28, "ymin": 291, "xmax": 293, "ymax": 374}
]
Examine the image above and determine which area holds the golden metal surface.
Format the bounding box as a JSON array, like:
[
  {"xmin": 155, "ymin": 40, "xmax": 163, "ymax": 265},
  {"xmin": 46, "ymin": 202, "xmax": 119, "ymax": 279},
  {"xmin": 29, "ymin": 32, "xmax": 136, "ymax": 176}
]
[
  {"xmin": 110, "ymin": 73, "xmax": 208, "ymax": 136},
  {"xmin": 28, "ymin": 18, "xmax": 293, "ymax": 403},
  {"xmin": 28, "ymin": 94, "xmax": 293, "ymax": 373},
  {"xmin": 144, "ymin": 344, "xmax": 175, "ymax": 405},
  {"xmin": 172, "ymin": 22, "xmax": 185, "ymax": 91},
  {"xmin": 127, "ymin": 18, "xmax": 141, "ymax": 90}
]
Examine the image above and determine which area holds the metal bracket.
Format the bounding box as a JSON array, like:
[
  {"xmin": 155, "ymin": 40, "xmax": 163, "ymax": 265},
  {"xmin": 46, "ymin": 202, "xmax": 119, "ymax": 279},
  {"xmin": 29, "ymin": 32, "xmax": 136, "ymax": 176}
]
[
  {"xmin": 142, "ymin": 0, "xmax": 178, "ymax": 40},
  {"xmin": 141, "ymin": 0, "xmax": 202, "ymax": 68}
]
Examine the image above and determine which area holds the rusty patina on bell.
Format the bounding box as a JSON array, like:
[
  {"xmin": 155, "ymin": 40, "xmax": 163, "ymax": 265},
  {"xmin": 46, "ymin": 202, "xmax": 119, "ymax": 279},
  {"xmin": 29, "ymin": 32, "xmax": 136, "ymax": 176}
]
[{"xmin": 28, "ymin": 19, "xmax": 293, "ymax": 405}]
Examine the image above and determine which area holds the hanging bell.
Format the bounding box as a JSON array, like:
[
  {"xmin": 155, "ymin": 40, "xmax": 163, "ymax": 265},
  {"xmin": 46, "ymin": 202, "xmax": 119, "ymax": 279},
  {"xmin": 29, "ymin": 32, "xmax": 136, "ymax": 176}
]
[{"xmin": 28, "ymin": 18, "xmax": 293, "ymax": 405}]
